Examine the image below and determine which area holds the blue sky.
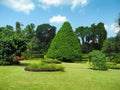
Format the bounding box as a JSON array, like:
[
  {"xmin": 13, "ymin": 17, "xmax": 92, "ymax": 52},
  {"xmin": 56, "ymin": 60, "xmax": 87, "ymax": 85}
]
[{"xmin": 0, "ymin": 0, "xmax": 120, "ymax": 37}]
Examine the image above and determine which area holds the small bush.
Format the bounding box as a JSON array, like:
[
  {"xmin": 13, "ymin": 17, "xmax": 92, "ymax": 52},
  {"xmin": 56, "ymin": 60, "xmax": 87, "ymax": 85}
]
[
  {"xmin": 89, "ymin": 50, "xmax": 108, "ymax": 70},
  {"xmin": 0, "ymin": 61, "xmax": 10, "ymax": 65},
  {"xmin": 112, "ymin": 53, "xmax": 120, "ymax": 63},
  {"xmin": 42, "ymin": 59, "xmax": 62, "ymax": 64},
  {"xmin": 25, "ymin": 63, "xmax": 65, "ymax": 72},
  {"xmin": 107, "ymin": 62, "xmax": 120, "ymax": 69}
]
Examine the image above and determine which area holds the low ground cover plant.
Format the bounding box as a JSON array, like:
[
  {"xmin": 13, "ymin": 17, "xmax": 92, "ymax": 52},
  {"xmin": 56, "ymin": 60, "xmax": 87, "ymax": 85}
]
[{"xmin": 25, "ymin": 63, "xmax": 64, "ymax": 72}]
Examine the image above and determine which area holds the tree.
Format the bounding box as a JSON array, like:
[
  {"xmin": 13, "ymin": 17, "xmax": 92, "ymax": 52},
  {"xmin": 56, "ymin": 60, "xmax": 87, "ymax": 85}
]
[
  {"xmin": 75, "ymin": 26, "xmax": 91, "ymax": 53},
  {"xmin": 75, "ymin": 22, "xmax": 107, "ymax": 53},
  {"xmin": 16, "ymin": 21, "xmax": 23, "ymax": 35},
  {"xmin": 118, "ymin": 14, "xmax": 120, "ymax": 26},
  {"xmin": 36, "ymin": 24, "xmax": 56, "ymax": 54},
  {"xmin": 116, "ymin": 14, "xmax": 120, "ymax": 37},
  {"xmin": 75, "ymin": 26, "xmax": 90, "ymax": 45},
  {"xmin": 102, "ymin": 37, "xmax": 115, "ymax": 55},
  {"xmin": 0, "ymin": 25, "xmax": 14, "ymax": 37},
  {"xmin": 46, "ymin": 22, "xmax": 82, "ymax": 62},
  {"xmin": 102, "ymin": 36, "xmax": 120, "ymax": 53},
  {"xmin": 23, "ymin": 23, "xmax": 35, "ymax": 41},
  {"xmin": 96, "ymin": 22, "xmax": 107, "ymax": 49},
  {"xmin": 0, "ymin": 34, "xmax": 27, "ymax": 65}
]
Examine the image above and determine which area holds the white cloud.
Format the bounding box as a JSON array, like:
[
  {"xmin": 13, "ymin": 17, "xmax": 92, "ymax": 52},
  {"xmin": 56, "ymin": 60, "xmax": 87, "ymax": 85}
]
[
  {"xmin": 0, "ymin": 0, "xmax": 35, "ymax": 14},
  {"xmin": 49, "ymin": 15, "xmax": 67, "ymax": 24},
  {"xmin": 38, "ymin": 0, "xmax": 88, "ymax": 10},
  {"xmin": 105, "ymin": 23, "xmax": 120, "ymax": 33},
  {"xmin": 71, "ymin": 0, "xmax": 88, "ymax": 10}
]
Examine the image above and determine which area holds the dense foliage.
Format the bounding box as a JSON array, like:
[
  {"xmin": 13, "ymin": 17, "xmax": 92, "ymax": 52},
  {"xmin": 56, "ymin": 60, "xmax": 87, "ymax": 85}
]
[
  {"xmin": 0, "ymin": 34, "xmax": 27, "ymax": 65},
  {"xmin": 75, "ymin": 22, "xmax": 107, "ymax": 53},
  {"xmin": 102, "ymin": 30, "xmax": 120, "ymax": 63},
  {"xmin": 89, "ymin": 50, "xmax": 108, "ymax": 70},
  {"xmin": 36, "ymin": 24, "xmax": 56, "ymax": 54},
  {"xmin": 46, "ymin": 22, "xmax": 82, "ymax": 62}
]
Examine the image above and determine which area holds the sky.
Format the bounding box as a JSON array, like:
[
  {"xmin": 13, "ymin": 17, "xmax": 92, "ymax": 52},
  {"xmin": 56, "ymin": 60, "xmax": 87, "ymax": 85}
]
[{"xmin": 0, "ymin": 0, "xmax": 120, "ymax": 37}]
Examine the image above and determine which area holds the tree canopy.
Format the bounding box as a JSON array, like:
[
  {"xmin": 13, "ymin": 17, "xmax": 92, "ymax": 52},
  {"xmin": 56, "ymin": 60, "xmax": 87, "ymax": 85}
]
[
  {"xmin": 0, "ymin": 34, "xmax": 27, "ymax": 65},
  {"xmin": 36, "ymin": 24, "xmax": 56, "ymax": 54},
  {"xmin": 75, "ymin": 22, "xmax": 107, "ymax": 53}
]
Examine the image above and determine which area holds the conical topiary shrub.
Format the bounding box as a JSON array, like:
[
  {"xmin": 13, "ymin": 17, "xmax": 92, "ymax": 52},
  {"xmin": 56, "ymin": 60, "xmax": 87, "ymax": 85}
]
[{"xmin": 46, "ymin": 22, "xmax": 82, "ymax": 62}]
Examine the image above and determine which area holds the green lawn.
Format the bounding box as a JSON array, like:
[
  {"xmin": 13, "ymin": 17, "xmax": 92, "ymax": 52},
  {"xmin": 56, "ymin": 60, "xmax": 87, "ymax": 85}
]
[{"xmin": 0, "ymin": 59, "xmax": 120, "ymax": 90}]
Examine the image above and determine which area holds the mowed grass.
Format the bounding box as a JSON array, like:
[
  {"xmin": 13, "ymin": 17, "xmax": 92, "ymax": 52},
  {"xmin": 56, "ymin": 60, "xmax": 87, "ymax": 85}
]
[{"xmin": 0, "ymin": 59, "xmax": 120, "ymax": 90}]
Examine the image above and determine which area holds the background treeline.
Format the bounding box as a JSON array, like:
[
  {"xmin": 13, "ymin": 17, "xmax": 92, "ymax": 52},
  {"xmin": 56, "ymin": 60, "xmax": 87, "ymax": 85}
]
[
  {"xmin": 0, "ymin": 18, "xmax": 120, "ymax": 64},
  {"xmin": 0, "ymin": 22, "xmax": 56, "ymax": 57},
  {"xmin": 0, "ymin": 21, "xmax": 119, "ymax": 55},
  {"xmin": 0, "ymin": 21, "xmax": 108, "ymax": 54}
]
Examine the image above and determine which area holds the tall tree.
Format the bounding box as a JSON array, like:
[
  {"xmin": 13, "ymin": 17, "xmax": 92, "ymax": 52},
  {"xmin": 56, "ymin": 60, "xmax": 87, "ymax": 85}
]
[
  {"xmin": 96, "ymin": 22, "xmax": 107, "ymax": 49},
  {"xmin": 36, "ymin": 24, "xmax": 56, "ymax": 54},
  {"xmin": 75, "ymin": 22, "xmax": 107, "ymax": 53},
  {"xmin": 0, "ymin": 34, "xmax": 27, "ymax": 65},
  {"xmin": 46, "ymin": 22, "xmax": 82, "ymax": 62},
  {"xmin": 16, "ymin": 21, "xmax": 22, "ymax": 34},
  {"xmin": 0, "ymin": 25, "xmax": 14, "ymax": 37},
  {"xmin": 86, "ymin": 22, "xmax": 107, "ymax": 50},
  {"xmin": 75, "ymin": 26, "xmax": 90, "ymax": 45},
  {"xmin": 117, "ymin": 14, "xmax": 120, "ymax": 37},
  {"xmin": 75, "ymin": 26, "xmax": 91, "ymax": 53},
  {"xmin": 24, "ymin": 23, "xmax": 35, "ymax": 41}
]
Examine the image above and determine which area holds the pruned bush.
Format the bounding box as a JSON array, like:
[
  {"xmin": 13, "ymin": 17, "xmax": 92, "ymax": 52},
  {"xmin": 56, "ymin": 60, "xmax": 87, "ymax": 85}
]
[
  {"xmin": 46, "ymin": 22, "xmax": 82, "ymax": 62},
  {"xmin": 25, "ymin": 63, "xmax": 65, "ymax": 72},
  {"xmin": 89, "ymin": 50, "xmax": 108, "ymax": 70}
]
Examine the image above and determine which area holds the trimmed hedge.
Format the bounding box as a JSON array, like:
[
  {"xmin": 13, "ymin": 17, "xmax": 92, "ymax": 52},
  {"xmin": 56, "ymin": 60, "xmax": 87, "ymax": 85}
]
[{"xmin": 46, "ymin": 22, "xmax": 82, "ymax": 62}]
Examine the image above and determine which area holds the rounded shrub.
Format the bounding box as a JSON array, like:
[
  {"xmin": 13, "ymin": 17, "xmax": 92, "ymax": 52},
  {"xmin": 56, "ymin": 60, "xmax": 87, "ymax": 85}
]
[
  {"xmin": 89, "ymin": 50, "xmax": 108, "ymax": 70},
  {"xmin": 46, "ymin": 22, "xmax": 82, "ymax": 62}
]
